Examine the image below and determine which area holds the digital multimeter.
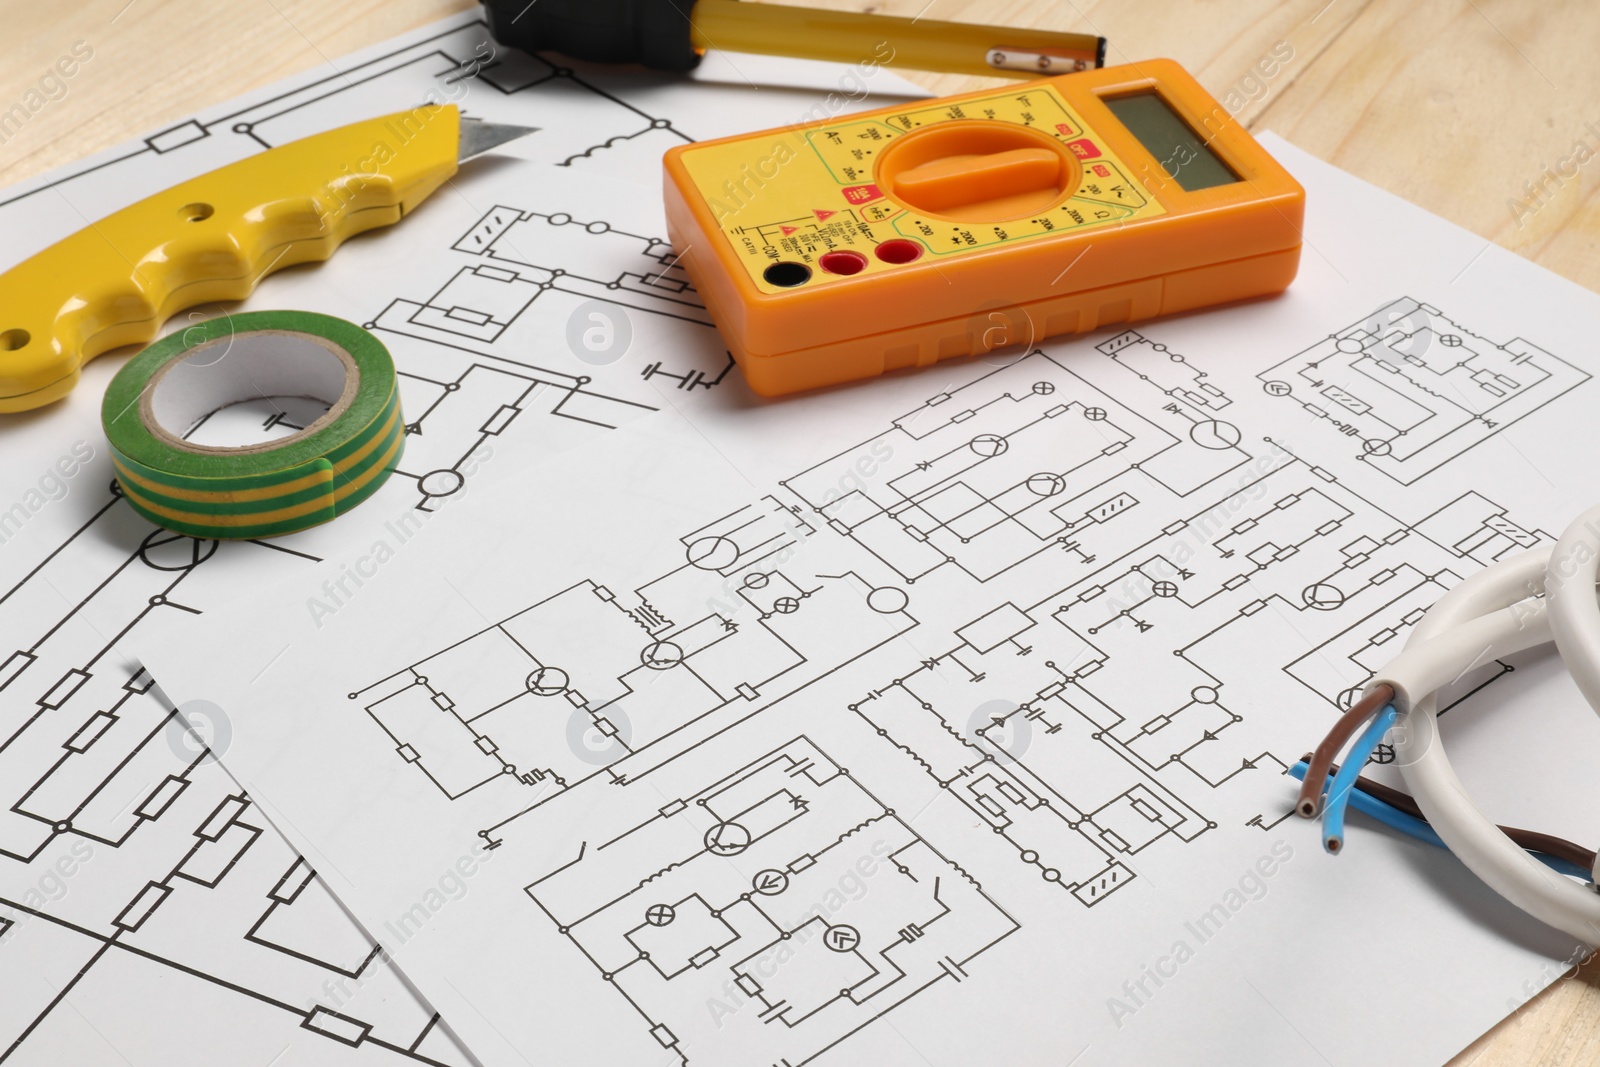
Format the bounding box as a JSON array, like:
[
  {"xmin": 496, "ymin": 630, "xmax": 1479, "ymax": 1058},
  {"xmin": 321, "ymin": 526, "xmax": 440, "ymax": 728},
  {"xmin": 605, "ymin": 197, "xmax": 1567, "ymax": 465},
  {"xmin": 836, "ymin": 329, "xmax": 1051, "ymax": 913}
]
[{"xmin": 663, "ymin": 59, "xmax": 1304, "ymax": 396}]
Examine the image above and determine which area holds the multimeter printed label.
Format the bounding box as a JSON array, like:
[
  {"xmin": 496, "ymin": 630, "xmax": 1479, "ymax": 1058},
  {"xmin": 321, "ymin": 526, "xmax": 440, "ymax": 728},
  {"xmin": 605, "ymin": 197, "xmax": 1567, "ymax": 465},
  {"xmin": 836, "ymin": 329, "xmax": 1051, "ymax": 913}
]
[{"xmin": 680, "ymin": 85, "xmax": 1167, "ymax": 294}]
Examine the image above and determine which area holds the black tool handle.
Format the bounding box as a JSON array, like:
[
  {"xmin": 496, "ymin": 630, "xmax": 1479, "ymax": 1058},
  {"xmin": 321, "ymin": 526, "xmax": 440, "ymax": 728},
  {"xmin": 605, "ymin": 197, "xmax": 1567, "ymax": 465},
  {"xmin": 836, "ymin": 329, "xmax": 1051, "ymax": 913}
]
[{"xmin": 482, "ymin": 0, "xmax": 703, "ymax": 72}]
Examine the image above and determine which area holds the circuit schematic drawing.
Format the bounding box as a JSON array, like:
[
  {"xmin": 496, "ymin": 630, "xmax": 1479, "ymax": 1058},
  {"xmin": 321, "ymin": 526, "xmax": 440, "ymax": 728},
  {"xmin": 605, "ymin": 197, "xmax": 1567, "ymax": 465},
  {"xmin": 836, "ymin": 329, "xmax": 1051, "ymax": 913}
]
[
  {"xmin": 783, "ymin": 351, "xmax": 1250, "ymax": 590},
  {"xmin": 353, "ymin": 497, "xmax": 919, "ymax": 834},
  {"xmin": 525, "ymin": 737, "xmax": 1018, "ymax": 1067},
  {"xmin": 348, "ymin": 305, "xmax": 1571, "ymax": 978},
  {"xmin": 1256, "ymin": 297, "xmax": 1589, "ymax": 484}
]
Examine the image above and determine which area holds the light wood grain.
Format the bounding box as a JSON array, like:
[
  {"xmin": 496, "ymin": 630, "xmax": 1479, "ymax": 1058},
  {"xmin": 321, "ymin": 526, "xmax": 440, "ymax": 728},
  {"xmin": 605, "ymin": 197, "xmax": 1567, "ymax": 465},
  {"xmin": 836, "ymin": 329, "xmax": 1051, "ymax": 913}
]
[
  {"xmin": 1254, "ymin": 0, "xmax": 1600, "ymax": 289},
  {"xmin": 3, "ymin": 1, "xmax": 1598, "ymax": 1063}
]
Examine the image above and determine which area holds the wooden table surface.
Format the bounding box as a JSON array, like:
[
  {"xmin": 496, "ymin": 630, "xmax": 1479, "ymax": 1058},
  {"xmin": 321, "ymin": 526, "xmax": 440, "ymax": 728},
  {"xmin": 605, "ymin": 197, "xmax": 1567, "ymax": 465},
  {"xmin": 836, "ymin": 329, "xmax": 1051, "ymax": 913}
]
[{"xmin": 3, "ymin": 1, "xmax": 1596, "ymax": 1063}]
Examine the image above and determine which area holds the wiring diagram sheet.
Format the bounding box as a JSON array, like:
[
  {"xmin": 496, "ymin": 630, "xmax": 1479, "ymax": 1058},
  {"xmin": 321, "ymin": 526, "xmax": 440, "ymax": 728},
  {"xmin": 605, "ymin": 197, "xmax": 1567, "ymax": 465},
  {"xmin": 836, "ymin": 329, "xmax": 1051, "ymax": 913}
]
[
  {"xmin": 0, "ymin": 11, "xmax": 931, "ymax": 1065},
  {"xmin": 140, "ymin": 135, "xmax": 1600, "ymax": 1067}
]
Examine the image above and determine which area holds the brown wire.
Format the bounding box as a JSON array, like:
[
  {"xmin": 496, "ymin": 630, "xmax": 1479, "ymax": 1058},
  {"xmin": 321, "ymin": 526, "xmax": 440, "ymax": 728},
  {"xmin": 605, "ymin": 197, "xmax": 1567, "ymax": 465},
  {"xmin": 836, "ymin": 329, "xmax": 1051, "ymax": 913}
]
[
  {"xmin": 1295, "ymin": 683, "xmax": 1395, "ymax": 818},
  {"xmin": 1505, "ymin": 830, "xmax": 1599, "ymax": 875},
  {"xmin": 1319, "ymin": 759, "xmax": 1597, "ymax": 874}
]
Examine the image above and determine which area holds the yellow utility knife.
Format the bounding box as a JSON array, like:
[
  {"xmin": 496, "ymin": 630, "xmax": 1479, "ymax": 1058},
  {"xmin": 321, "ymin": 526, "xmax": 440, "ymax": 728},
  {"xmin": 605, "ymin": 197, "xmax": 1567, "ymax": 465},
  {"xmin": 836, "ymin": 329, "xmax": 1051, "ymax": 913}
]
[{"xmin": 0, "ymin": 105, "xmax": 535, "ymax": 412}]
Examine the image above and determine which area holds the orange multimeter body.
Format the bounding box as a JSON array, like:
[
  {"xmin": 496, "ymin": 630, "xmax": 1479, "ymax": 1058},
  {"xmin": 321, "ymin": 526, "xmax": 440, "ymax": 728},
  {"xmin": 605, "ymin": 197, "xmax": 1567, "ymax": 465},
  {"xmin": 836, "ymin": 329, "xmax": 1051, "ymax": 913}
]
[{"xmin": 662, "ymin": 59, "xmax": 1304, "ymax": 397}]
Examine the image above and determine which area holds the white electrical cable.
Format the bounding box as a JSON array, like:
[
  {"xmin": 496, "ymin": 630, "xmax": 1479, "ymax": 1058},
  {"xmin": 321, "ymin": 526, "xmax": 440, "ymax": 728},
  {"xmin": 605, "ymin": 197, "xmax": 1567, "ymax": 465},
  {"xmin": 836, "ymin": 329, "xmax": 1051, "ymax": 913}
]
[
  {"xmin": 1373, "ymin": 519, "xmax": 1600, "ymax": 945},
  {"xmin": 1546, "ymin": 502, "xmax": 1600, "ymax": 715}
]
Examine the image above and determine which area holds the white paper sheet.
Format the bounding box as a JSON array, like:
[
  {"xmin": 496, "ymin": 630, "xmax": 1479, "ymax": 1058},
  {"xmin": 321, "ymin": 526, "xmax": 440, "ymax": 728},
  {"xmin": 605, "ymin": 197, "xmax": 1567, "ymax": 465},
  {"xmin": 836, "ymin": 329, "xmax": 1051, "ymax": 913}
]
[
  {"xmin": 137, "ymin": 132, "xmax": 1600, "ymax": 1066},
  {"xmin": 0, "ymin": 11, "xmax": 927, "ymax": 1064}
]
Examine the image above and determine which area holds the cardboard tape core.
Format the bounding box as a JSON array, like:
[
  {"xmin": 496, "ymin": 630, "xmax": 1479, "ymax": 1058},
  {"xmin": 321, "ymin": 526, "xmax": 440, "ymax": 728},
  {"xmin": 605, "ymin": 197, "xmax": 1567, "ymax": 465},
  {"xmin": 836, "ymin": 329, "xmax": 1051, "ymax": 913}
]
[{"xmin": 143, "ymin": 329, "xmax": 358, "ymax": 454}]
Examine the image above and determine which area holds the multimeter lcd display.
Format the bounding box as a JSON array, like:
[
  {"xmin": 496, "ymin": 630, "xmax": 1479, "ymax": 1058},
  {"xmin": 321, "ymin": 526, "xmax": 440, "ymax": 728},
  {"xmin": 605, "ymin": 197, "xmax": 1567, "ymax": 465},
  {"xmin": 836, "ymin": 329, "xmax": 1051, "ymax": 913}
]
[{"xmin": 1103, "ymin": 92, "xmax": 1239, "ymax": 191}]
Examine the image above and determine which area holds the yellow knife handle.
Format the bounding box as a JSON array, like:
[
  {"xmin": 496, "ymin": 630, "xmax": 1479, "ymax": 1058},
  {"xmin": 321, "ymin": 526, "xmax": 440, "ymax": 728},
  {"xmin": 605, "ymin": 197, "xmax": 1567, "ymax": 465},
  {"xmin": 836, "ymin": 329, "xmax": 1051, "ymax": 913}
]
[{"xmin": 0, "ymin": 104, "xmax": 461, "ymax": 412}]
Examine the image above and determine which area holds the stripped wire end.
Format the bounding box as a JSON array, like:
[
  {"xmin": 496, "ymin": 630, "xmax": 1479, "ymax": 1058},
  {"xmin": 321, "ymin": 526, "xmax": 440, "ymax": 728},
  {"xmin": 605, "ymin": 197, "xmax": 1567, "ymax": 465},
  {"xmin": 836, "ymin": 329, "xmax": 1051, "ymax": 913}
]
[
  {"xmin": 1294, "ymin": 683, "xmax": 1394, "ymax": 819},
  {"xmin": 1292, "ymin": 751, "xmax": 1322, "ymax": 818},
  {"xmin": 1319, "ymin": 704, "xmax": 1399, "ymax": 856},
  {"xmin": 1288, "ymin": 758, "xmax": 1596, "ymax": 879}
]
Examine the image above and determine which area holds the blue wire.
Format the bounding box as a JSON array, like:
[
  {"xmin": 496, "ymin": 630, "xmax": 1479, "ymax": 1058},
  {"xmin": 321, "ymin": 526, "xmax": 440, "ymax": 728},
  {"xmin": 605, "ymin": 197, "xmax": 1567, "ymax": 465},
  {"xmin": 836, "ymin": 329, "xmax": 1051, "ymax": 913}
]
[
  {"xmin": 1321, "ymin": 704, "xmax": 1397, "ymax": 854},
  {"xmin": 1287, "ymin": 761, "xmax": 1593, "ymax": 880},
  {"xmin": 1290, "ymin": 759, "xmax": 1445, "ymax": 847}
]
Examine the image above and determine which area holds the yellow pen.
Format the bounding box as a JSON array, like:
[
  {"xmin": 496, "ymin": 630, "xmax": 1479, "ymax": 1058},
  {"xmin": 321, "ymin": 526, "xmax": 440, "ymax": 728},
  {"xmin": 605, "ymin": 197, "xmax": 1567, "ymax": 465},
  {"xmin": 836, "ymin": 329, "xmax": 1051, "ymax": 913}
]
[
  {"xmin": 483, "ymin": 0, "xmax": 1105, "ymax": 80},
  {"xmin": 687, "ymin": 1, "xmax": 1105, "ymax": 80},
  {"xmin": 0, "ymin": 105, "xmax": 534, "ymax": 413}
]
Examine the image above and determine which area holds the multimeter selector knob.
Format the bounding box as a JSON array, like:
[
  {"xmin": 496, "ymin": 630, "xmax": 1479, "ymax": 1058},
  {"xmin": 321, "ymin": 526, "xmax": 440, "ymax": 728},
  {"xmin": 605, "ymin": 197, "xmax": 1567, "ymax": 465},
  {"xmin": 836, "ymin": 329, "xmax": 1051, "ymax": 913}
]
[{"xmin": 877, "ymin": 122, "xmax": 1081, "ymax": 222}]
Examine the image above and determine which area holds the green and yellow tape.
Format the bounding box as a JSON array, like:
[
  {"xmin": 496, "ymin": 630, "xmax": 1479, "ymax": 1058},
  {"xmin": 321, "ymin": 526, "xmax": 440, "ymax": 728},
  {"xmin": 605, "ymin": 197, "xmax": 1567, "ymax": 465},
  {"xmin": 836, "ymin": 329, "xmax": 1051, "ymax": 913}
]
[{"xmin": 101, "ymin": 311, "xmax": 403, "ymax": 540}]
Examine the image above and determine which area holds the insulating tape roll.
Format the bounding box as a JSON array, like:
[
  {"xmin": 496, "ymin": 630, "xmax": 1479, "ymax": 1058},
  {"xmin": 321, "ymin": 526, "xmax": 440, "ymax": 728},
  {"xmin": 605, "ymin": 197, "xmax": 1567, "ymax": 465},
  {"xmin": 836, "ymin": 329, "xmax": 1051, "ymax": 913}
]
[{"xmin": 101, "ymin": 311, "xmax": 404, "ymax": 540}]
